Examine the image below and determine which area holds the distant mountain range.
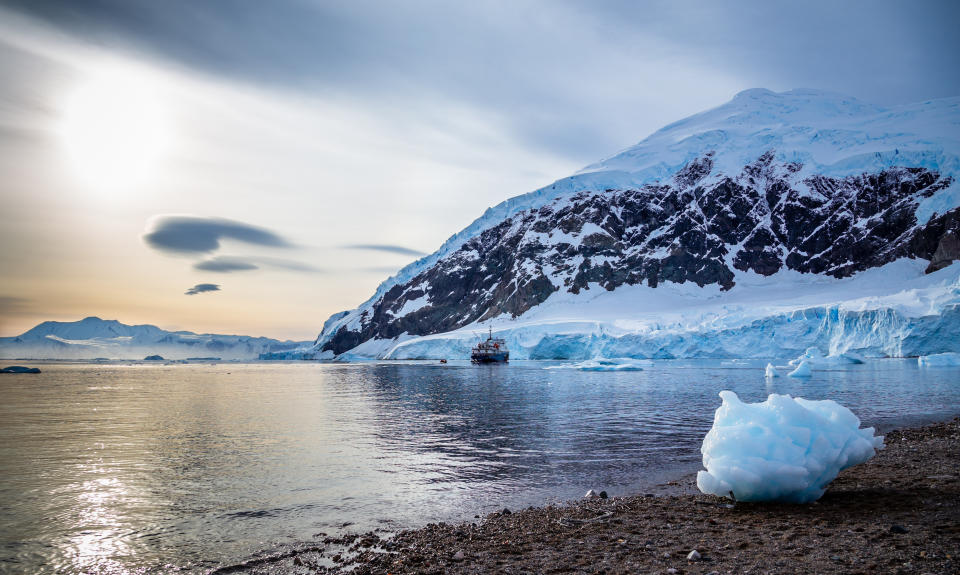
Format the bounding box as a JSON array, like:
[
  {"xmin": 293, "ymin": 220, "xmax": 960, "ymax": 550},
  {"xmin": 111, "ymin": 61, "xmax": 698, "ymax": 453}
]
[
  {"xmin": 0, "ymin": 317, "xmax": 309, "ymax": 360},
  {"xmin": 282, "ymin": 88, "xmax": 960, "ymax": 360}
]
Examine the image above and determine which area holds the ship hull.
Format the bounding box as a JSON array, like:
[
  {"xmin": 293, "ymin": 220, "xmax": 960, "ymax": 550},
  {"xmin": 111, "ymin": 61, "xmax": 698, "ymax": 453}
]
[{"xmin": 470, "ymin": 352, "xmax": 509, "ymax": 364}]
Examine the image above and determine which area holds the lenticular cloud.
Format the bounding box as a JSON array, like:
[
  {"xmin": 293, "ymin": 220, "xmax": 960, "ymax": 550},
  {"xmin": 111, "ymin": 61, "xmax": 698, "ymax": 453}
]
[{"xmin": 697, "ymin": 391, "xmax": 884, "ymax": 503}]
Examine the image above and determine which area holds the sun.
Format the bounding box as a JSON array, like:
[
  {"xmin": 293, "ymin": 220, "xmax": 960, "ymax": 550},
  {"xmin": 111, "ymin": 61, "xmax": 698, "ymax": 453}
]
[{"xmin": 60, "ymin": 70, "xmax": 170, "ymax": 193}]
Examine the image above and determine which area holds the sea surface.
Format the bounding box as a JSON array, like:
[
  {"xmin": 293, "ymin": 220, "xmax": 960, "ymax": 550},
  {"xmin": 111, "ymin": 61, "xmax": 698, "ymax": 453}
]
[{"xmin": 0, "ymin": 359, "xmax": 958, "ymax": 574}]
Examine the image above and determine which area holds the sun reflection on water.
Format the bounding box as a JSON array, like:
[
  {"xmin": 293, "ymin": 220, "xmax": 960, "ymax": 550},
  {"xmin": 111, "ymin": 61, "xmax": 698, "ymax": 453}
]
[{"xmin": 63, "ymin": 476, "xmax": 134, "ymax": 574}]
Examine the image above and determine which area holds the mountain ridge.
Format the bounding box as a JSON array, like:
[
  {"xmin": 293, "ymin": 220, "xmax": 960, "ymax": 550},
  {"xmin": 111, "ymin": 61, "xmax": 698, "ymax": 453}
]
[
  {"xmin": 288, "ymin": 89, "xmax": 960, "ymax": 360},
  {"xmin": 0, "ymin": 316, "xmax": 309, "ymax": 359}
]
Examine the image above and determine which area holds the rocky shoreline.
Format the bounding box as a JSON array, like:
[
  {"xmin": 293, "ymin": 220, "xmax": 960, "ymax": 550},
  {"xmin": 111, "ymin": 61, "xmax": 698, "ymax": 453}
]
[{"xmin": 233, "ymin": 417, "xmax": 959, "ymax": 574}]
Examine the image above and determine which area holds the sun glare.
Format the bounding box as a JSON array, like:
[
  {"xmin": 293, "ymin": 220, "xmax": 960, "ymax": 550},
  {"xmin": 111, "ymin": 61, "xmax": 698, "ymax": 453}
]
[{"xmin": 60, "ymin": 70, "xmax": 170, "ymax": 193}]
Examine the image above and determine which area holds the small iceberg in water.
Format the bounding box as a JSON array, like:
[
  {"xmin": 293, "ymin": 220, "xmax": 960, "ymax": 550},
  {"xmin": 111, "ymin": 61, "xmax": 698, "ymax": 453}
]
[
  {"xmin": 918, "ymin": 352, "xmax": 960, "ymax": 367},
  {"xmin": 787, "ymin": 360, "xmax": 812, "ymax": 378},
  {"xmin": 545, "ymin": 357, "xmax": 651, "ymax": 371},
  {"xmin": 1, "ymin": 365, "xmax": 41, "ymax": 374},
  {"xmin": 789, "ymin": 347, "xmax": 865, "ymax": 367},
  {"xmin": 765, "ymin": 363, "xmax": 780, "ymax": 378}
]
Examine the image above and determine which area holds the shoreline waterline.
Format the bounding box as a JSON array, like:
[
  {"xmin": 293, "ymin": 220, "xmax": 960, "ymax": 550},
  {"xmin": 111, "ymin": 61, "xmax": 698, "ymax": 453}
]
[{"xmin": 229, "ymin": 416, "xmax": 960, "ymax": 574}]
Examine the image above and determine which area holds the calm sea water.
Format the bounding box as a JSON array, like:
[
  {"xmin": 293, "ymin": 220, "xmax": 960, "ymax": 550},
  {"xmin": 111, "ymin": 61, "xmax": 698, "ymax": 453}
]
[{"xmin": 0, "ymin": 359, "xmax": 957, "ymax": 574}]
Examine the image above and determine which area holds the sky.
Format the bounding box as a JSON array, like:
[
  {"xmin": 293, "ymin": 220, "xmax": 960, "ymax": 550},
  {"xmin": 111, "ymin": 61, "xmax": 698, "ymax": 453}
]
[{"xmin": 0, "ymin": 0, "xmax": 958, "ymax": 340}]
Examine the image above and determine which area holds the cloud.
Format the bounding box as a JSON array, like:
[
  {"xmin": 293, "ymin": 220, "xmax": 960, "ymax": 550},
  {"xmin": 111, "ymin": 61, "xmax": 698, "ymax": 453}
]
[
  {"xmin": 343, "ymin": 244, "xmax": 426, "ymax": 257},
  {"xmin": 184, "ymin": 283, "xmax": 220, "ymax": 295},
  {"xmin": 193, "ymin": 257, "xmax": 259, "ymax": 273},
  {"xmin": 193, "ymin": 255, "xmax": 320, "ymax": 273},
  {"xmin": 144, "ymin": 215, "xmax": 292, "ymax": 255},
  {"xmin": 4, "ymin": 0, "xmax": 959, "ymax": 162}
]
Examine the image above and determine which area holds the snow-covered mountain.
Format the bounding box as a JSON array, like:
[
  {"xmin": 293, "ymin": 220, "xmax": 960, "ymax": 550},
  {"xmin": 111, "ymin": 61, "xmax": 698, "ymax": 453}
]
[
  {"xmin": 0, "ymin": 317, "xmax": 309, "ymax": 360},
  {"xmin": 293, "ymin": 89, "xmax": 960, "ymax": 360}
]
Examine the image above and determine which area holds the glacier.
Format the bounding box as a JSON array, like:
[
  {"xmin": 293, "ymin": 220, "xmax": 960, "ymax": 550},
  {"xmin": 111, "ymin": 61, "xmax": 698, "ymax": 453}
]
[
  {"xmin": 696, "ymin": 390, "xmax": 884, "ymax": 503},
  {"xmin": 312, "ymin": 259, "xmax": 960, "ymax": 360}
]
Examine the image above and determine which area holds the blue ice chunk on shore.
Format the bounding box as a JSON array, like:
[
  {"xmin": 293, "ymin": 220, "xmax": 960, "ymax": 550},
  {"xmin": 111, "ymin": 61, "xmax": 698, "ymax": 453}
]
[{"xmin": 696, "ymin": 390, "xmax": 883, "ymax": 503}]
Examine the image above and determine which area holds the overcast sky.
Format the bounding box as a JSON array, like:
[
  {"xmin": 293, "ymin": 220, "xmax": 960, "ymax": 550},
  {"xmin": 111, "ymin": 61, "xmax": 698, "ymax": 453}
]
[{"xmin": 1, "ymin": 0, "xmax": 958, "ymax": 339}]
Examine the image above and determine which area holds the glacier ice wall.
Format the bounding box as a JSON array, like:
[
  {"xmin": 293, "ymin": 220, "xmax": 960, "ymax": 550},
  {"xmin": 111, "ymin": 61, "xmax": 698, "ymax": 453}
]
[{"xmin": 379, "ymin": 303, "xmax": 960, "ymax": 360}]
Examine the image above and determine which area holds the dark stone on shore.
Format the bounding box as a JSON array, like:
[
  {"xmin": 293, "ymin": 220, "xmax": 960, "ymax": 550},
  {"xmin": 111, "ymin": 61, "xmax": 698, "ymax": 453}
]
[
  {"xmin": 500, "ymin": 508, "xmax": 511, "ymax": 515},
  {"xmin": 1, "ymin": 365, "xmax": 41, "ymax": 373},
  {"xmin": 599, "ymin": 490, "xmax": 608, "ymax": 499},
  {"xmin": 890, "ymin": 524, "xmax": 909, "ymax": 533}
]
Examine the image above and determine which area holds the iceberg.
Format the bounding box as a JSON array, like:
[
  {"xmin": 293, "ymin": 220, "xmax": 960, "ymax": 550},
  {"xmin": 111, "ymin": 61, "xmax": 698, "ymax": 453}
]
[
  {"xmin": 544, "ymin": 357, "xmax": 651, "ymax": 371},
  {"xmin": 764, "ymin": 363, "xmax": 779, "ymax": 378},
  {"xmin": 788, "ymin": 347, "xmax": 824, "ymax": 366},
  {"xmin": 787, "ymin": 360, "xmax": 812, "ymax": 378},
  {"xmin": 697, "ymin": 391, "xmax": 884, "ymax": 503},
  {"xmin": 789, "ymin": 347, "xmax": 866, "ymax": 367},
  {"xmin": 917, "ymin": 352, "xmax": 960, "ymax": 367},
  {"xmin": 0, "ymin": 365, "xmax": 41, "ymax": 374}
]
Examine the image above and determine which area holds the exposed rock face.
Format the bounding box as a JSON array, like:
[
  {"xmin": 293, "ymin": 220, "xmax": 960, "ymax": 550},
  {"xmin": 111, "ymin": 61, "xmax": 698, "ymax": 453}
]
[
  {"xmin": 925, "ymin": 231, "xmax": 960, "ymax": 274},
  {"xmin": 324, "ymin": 152, "xmax": 956, "ymax": 354}
]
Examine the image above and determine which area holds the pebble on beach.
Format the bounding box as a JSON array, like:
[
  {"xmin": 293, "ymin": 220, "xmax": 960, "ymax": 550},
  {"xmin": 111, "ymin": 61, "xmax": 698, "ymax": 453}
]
[{"xmin": 687, "ymin": 549, "xmax": 701, "ymax": 561}]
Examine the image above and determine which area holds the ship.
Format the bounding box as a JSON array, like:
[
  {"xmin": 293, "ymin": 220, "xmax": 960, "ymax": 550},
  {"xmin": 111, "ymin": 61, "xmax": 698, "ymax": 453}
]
[{"xmin": 471, "ymin": 327, "xmax": 509, "ymax": 364}]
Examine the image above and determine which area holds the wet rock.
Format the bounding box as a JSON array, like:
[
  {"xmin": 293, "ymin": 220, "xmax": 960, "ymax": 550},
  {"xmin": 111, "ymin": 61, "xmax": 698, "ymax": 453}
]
[
  {"xmin": 500, "ymin": 508, "xmax": 511, "ymax": 515},
  {"xmin": 599, "ymin": 490, "xmax": 608, "ymax": 499},
  {"xmin": 890, "ymin": 524, "xmax": 909, "ymax": 534}
]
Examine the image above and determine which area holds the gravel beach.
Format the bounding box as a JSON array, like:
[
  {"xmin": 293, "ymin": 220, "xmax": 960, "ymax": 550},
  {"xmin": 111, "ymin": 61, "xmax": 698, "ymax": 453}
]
[{"xmin": 232, "ymin": 417, "xmax": 960, "ymax": 574}]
